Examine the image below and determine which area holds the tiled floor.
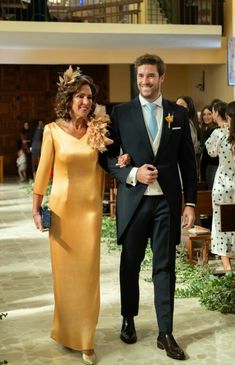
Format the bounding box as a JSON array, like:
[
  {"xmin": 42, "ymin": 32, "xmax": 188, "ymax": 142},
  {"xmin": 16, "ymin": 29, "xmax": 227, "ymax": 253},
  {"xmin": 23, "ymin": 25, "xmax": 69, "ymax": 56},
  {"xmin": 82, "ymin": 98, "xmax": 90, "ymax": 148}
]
[{"xmin": 0, "ymin": 179, "xmax": 235, "ymax": 365}]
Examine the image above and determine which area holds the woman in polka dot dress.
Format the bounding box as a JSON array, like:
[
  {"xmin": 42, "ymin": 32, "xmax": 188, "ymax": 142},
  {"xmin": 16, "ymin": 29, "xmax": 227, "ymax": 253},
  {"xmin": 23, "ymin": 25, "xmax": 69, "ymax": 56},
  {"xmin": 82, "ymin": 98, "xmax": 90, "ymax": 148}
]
[{"xmin": 205, "ymin": 101, "xmax": 235, "ymax": 270}]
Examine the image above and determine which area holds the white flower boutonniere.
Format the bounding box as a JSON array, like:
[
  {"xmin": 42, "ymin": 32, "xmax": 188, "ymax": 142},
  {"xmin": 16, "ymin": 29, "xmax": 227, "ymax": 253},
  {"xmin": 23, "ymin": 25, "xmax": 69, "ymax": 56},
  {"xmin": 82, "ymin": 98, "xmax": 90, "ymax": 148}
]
[{"xmin": 165, "ymin": 113, "xmax": 174, "ymax": 129}]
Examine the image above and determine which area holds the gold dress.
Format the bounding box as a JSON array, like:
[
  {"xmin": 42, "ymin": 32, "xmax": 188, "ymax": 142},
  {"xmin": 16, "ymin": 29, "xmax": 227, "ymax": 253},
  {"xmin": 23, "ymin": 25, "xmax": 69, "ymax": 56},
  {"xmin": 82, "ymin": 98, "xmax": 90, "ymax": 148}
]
[{"xmin": 33, "ymin": 122, "xmax": 105, "ymax": 350}]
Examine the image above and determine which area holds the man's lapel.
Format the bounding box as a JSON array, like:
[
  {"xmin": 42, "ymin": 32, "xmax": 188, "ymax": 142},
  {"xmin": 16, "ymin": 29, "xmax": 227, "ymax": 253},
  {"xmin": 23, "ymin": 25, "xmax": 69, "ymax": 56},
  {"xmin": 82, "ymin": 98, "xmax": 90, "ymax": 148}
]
[
  {"xmin": 131, "ymin": 97, "xmax": 154, "ymax": 158},
  {"xmin": 156, "ymin": 99, "xmax": 175, "ymax": 156}
]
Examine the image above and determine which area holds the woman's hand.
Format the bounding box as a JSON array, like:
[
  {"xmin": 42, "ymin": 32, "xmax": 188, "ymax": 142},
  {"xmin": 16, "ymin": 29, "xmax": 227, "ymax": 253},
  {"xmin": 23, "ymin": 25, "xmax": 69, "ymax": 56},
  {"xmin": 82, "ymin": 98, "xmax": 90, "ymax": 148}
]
[
  {"xmin": 33, "ymin": 212, "xmax": 43, "ymax": 231},
  {"xmin": 116, "ymin": 153, "xmax": 131, "ymax": 168},
  {"xmin": 32, "ymin": 193, "xmax": 43, "ymax": 230}
]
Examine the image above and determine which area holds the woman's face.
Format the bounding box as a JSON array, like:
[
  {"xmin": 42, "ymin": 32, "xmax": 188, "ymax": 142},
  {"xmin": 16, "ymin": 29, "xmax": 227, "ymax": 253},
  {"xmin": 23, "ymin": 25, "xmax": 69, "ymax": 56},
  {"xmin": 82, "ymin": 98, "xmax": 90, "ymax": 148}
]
[
  {"xmin": 212, "ymin": 107, "xmax": 218, "ymax": 122},
  {"xmin": 202, "ymin": 108, "xmax": 213, "ymax": 125},
  {"xmin": 225, "ymin": 114, "xmax": 231, "ymax": 128},
  {"xmin": 71, "ymin": 84, "xmax": 93, "ymax": 120},
  {"xmin": 176, "ymin": 98, "xmax": 188, "ymax": 110}
]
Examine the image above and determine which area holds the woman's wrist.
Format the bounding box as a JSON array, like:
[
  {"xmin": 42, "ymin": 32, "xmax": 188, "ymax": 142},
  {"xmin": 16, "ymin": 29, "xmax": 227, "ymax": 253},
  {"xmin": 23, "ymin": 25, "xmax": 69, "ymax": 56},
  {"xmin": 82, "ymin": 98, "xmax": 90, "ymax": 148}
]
[{"xmin": 32, "ymin": 211, "xmax": 40, "ymax": 217}]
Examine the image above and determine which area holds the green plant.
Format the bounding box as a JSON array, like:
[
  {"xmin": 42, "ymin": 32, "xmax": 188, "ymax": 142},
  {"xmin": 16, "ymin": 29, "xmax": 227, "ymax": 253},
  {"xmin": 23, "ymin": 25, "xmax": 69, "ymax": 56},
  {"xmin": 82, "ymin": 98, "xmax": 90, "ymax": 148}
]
[
  {"xmin": 101, "ymin": 216, "xmax": 235, "ymax": 314},
  {"xmin": 0, "ymin": 313, "xmax": 8, "ymax": 364},
  {"xmin": 141, "ymin": 242, "xmax": 152, "ymax": 271},
  {"xmin": 101, "ymin": 216, "xmax": 116, "ymax": 239},
  {"xmin": 0, "ymin": 313, "xmax": 7, "ymax": 320},
  {"xmin": 199, "ymin": 271, "xmax": 235, "ymax": 314},
  {"xmin": 175, "ymin": 258, "xmax": 213, "ymax": 298},
  {"xmin": 174, "ymin": 252, "xmax": 235, "ymax": 314},
  {"xmin": 101, "ymin": 216, "xmax": 120, "ymax": 252}
]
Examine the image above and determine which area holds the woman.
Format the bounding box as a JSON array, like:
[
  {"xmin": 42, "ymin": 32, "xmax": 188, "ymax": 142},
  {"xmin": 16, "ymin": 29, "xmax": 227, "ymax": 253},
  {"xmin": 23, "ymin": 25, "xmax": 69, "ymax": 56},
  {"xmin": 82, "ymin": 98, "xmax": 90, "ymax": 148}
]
[
  {"xmin": 32, "ymin": 66, "xmax": 113, "ymax": 365},
  {"xmin": 20, "ymin": 121, "xmax": 33, "ymax": 179},
  {"xmin": 176, "ymin": 95, "xmax": 199, "ymax": 153},
  {"xmin": 31, "ymin": 119, "xmax": 44, "ymax": 178},
  {"xmin": 199, "ymin": 105, "xmax": 219, "ymax": 188},
  {"xmin": 176, "ymin": 96, "xmax": 200, "ymax": 179},
  {"xmin": 205, "ymin": 101, "xmax": 235, "ymax": 270},
  {"xmin": 212, "ymin": 101, "xmax": 228, "ymax": 128},
  {"xmin": 20, "ymin": 121, "xmax": 31, "ymax": 153}
]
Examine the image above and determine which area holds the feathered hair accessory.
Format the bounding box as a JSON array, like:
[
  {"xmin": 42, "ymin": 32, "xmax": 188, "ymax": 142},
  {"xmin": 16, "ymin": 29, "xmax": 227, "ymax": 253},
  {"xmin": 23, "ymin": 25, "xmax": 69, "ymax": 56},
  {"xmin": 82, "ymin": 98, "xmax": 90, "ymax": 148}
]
[{"xmin": 57, "ymin": 65, "xmax": 83, "ymax": 88}]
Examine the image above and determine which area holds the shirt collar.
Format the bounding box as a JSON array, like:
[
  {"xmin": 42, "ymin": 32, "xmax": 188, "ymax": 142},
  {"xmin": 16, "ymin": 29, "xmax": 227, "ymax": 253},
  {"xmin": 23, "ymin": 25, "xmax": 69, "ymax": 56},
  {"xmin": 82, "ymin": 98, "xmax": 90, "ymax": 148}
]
[{"xmin": 139, "ymin": 94, "xmax": 163, "ymax": 108}]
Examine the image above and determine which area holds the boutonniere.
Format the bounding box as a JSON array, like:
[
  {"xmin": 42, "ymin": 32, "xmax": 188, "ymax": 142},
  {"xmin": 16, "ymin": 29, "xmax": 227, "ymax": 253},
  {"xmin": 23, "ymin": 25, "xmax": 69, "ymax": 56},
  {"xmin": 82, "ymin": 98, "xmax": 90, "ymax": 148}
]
[{"xmin": 165, "ymin": 113, "xmax": 174, "ymax": 129}]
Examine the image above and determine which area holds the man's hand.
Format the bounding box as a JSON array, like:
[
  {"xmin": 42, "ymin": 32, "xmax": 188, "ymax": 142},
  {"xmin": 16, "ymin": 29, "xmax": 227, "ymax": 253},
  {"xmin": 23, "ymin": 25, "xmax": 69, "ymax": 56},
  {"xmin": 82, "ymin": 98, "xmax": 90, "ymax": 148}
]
[
  {"xmin": 181, "ymin": 206, "xmax": 195, "ymax": 229},
  {"xmin": 136, "ymin": 164, "xmax": 158, "ymax": 184}
]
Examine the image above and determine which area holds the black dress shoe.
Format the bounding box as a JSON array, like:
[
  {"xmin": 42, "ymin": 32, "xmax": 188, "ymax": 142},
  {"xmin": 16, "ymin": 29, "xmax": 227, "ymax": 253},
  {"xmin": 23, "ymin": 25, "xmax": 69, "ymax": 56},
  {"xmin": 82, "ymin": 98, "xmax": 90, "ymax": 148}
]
[
  {"xmin": 120, "ymin": 317, "xmax": 137, "ymax": 344},
  {"xmin": 157, "ymin": 333, "xmax": 185, "ymax": 360}
]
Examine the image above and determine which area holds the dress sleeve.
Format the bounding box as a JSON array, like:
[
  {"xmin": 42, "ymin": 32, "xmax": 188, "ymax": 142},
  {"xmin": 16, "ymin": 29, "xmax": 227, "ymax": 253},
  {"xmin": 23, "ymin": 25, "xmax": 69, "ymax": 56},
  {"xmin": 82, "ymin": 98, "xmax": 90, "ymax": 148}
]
[
  {"xmin": 33, "ymin": 124, "xmax": 54, "ymax": 196},
  {"xmin": 205, "ymin": 129, "xmax": 221, "ymax": 158}
]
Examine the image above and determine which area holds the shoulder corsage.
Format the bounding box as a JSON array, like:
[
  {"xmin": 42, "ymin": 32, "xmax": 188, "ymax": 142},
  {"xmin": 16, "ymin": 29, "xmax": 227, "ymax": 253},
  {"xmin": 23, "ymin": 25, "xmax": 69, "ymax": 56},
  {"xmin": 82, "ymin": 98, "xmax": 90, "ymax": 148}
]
[{"xmin": 87, "ymin": 104, "xmax": 113, "ymax": 152}]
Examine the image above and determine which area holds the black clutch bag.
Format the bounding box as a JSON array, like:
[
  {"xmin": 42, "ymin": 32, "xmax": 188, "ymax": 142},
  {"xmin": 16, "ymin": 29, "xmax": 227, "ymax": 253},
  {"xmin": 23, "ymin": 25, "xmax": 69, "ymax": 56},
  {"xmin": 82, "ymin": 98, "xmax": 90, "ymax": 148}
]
[
  {"xmin": 40, "ymin": 206, "xmax": 51, "ymax": 230},
  {"xmin": 220, "ymin": 204, "xmax": 235, "ymax": 232}
]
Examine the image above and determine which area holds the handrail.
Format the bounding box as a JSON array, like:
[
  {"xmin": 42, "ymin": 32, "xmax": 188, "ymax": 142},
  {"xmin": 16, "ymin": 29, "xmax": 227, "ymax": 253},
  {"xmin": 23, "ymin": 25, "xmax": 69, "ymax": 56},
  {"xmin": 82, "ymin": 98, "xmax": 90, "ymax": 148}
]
[
  {"xmin": 48, "ymin": 0, "xmax": 142, "ymax": 23},
  {"xmin": 0, "ymin": 0, "xmax": 224, "ymax": 29},
  {"xmin": 48, "ymin": 0, "xmax": 143, "ymax": 12}
]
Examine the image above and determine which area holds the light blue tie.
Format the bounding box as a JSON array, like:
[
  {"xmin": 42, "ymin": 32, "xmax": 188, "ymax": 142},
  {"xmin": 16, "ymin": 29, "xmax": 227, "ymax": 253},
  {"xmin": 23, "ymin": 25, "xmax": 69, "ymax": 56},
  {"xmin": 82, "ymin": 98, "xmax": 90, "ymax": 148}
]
[{"xmin": 146, "ymin": 103, "xmax": 158, "ymax": 141}]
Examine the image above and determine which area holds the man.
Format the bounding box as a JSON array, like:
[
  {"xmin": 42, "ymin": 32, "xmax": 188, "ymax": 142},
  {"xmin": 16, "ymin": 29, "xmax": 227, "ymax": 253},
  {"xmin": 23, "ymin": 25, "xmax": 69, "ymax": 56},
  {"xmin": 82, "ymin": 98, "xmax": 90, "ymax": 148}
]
[{"xmin": 107, "ymin": 54, "xmax": 197, "ymax": 360}]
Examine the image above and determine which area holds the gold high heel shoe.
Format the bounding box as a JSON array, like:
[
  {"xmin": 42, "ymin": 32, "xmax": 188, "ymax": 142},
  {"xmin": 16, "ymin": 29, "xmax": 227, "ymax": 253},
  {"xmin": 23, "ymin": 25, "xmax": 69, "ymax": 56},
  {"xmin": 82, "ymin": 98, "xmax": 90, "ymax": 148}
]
[{"xmin": 81, "ymin": 351, "xmax": 96, "ymax": 365}]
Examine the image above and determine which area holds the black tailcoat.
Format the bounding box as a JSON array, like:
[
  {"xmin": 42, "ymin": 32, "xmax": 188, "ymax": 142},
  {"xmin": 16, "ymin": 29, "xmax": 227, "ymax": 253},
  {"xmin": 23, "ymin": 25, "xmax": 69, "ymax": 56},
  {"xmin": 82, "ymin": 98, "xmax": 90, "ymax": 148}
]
[{"xmin": 107, "ymin": 97, "xmax": 197, "ymax": 245}]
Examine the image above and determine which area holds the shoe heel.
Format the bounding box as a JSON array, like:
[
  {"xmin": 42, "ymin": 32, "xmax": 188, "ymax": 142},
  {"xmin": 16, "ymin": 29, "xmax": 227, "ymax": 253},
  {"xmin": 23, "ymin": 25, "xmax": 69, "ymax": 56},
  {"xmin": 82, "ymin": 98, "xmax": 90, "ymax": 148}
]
[
  {"xmin": 82, "ymin": 352, "xmax": 96, "ymax": 365},
  {"xmin": 157, "ymin": 341, "xmax": 164, "ymax": 350}
]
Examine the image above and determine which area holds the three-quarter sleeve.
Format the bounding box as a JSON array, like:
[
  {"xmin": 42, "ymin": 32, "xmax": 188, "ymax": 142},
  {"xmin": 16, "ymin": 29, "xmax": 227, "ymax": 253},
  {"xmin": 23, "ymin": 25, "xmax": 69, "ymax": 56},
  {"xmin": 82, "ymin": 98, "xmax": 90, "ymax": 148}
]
[
  {"xmin": 205, "ymin": 128, "xmax": 222, "ymax": 158},
  {"xmin": 33, "ymin": 124, "xmax": 54, "ymax": 196}
]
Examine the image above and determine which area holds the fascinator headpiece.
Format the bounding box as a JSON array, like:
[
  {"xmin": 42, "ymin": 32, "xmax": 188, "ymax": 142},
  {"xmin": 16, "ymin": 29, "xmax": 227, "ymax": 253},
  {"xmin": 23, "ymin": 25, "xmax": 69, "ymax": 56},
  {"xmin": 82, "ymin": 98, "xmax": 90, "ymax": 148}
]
[{"xmin": 57, "ymin": 65, "xmax": 83, "ymax": 88}]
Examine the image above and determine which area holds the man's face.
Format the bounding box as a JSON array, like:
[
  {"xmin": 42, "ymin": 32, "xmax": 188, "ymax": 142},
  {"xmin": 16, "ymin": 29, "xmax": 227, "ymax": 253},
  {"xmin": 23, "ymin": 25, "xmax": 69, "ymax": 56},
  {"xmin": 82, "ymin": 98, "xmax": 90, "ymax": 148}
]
[{"xmin": 136, "ymin": 64, "xmax": 165, "ymax": 102}]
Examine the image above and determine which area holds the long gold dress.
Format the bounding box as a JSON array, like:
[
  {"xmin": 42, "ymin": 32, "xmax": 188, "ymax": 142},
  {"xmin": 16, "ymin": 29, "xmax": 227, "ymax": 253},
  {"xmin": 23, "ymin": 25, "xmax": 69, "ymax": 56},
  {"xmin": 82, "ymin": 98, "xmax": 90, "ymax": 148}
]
[{"xmin": 33, "ymin": 122, "xmax": 105, "ymax": 351}]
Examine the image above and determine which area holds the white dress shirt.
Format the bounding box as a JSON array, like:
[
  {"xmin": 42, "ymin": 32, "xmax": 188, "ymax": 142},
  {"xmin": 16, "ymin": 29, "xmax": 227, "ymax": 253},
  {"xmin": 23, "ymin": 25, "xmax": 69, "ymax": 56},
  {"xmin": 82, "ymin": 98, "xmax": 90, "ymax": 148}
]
[{"xmin": 126, "ymin": 94, "xmax": 164, "ymax": 195}]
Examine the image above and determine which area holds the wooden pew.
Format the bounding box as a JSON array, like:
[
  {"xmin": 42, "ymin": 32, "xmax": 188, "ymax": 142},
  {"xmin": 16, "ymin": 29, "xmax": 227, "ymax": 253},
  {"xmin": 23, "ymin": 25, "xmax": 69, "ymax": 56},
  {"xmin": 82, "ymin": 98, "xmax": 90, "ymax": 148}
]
[
  {"xmin": 104, "ymin": 174, "xmax": 117, "ymax": 218},
  {"xmin": 194, "ymin": 190, "xmax": 212, "ymax": 218},
  {"xmin": 183, "ymin": 190, "xmax": 212, "ymax": 264}
]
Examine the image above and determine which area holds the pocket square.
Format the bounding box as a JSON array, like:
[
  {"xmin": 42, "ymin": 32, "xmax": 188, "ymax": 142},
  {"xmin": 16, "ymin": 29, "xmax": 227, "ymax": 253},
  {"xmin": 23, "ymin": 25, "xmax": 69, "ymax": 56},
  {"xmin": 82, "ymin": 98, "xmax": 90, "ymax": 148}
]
[{"xmin": 172, "ymin": 127, "xmax": 181, "ymax": 130}]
